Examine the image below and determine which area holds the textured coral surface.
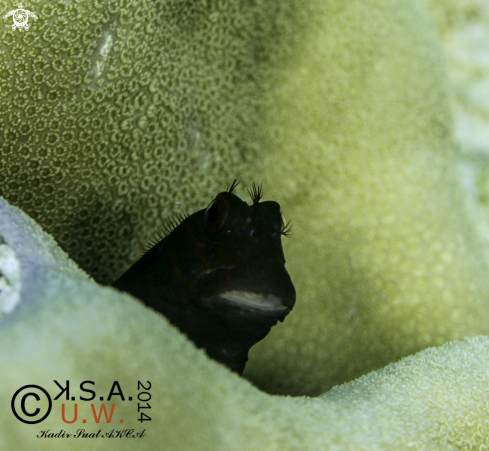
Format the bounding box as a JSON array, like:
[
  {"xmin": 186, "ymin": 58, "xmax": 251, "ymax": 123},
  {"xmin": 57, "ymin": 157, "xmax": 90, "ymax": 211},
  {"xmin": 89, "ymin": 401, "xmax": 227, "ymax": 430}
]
[
  {"xmin": 1, "ymin": 0, "xmax": 271, "ymax": 282},
  {"xmin": 243, "ymin": 0, "xmax": 489, "ymax": 394},
  {"xmin": 2, "ymin": 0, "xmax": 489, "ymax": 401},
  {"xmin": 423, "ymin": 0, "xmax": 489, "ymax": 156},
  {"xmin": 1, "ymin": 197, "xmax": 488, "ymax": 450},
  {"xmin": 422, "ymin": 0, "xmax": 489, "ymax": 244}
]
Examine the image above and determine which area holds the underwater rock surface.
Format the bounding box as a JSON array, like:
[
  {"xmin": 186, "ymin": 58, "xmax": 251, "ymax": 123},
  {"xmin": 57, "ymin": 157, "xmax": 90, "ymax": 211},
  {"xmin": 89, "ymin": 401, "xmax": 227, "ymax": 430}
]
[{"xmin": 1, "ymin": 196, "xmax": 489, "ymax": 450}]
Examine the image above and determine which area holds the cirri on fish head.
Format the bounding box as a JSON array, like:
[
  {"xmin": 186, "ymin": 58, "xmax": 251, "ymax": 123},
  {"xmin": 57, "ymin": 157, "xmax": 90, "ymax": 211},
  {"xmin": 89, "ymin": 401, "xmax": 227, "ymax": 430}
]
[{"xmin": 112, "ymin": 180, "xmax": 296, "ymax": 374}]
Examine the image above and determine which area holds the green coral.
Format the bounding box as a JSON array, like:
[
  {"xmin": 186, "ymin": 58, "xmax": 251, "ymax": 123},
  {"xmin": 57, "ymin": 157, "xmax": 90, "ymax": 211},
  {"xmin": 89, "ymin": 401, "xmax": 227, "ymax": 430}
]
[
  {"xmin": 2, "ymin": 0, "xmax": 489, "ymax": 405},
  {"xmin": 242, "ymin": 0, "xmax": 489, "ymax": 395},
  {"xmin": 1, "ymin": 0, "xmax": 276, "ymax": 283},
  {"xmin": 422, "ymin": 0, "xmax": 489, "ymax": 241},
  {"xmin": 1, "ymin": 197, "xmax": 489, "ymax": 450}
]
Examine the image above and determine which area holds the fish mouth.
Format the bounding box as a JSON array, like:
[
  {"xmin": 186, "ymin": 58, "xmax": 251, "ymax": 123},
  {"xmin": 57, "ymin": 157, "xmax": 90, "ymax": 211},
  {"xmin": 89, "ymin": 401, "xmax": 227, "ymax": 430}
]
[{"xmin": 218, "ymin": 290, "xmax": 289, "ymax": 312}]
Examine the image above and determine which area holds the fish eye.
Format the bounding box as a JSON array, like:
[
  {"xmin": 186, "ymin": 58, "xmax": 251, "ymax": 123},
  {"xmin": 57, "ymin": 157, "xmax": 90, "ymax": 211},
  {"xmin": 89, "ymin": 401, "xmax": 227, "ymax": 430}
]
[{"xmin": 204, "ymin": 195, "xmax": 229, "ymax": 233}]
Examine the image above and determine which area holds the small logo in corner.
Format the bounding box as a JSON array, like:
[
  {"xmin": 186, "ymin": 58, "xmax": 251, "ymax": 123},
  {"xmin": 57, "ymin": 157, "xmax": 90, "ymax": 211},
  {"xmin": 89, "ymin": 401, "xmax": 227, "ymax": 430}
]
[{"xmin": 3, "ymin": 3, "xmax": 38, "ymax": 31}]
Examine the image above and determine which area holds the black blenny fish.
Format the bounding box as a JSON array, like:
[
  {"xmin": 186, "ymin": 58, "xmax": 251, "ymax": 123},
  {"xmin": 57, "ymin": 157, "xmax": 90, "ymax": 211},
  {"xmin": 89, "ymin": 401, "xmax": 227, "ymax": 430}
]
[{"xmin": 112, "ymin": 180, "xmax": 295, "ymax": 374}]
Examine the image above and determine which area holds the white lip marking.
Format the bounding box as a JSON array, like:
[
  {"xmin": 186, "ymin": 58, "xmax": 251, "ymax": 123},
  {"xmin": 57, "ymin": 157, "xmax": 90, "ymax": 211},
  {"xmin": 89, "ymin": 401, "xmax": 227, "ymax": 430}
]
[{"xmin": 219, "ymin": 290, "xmax": 288, "ymax": 311}]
